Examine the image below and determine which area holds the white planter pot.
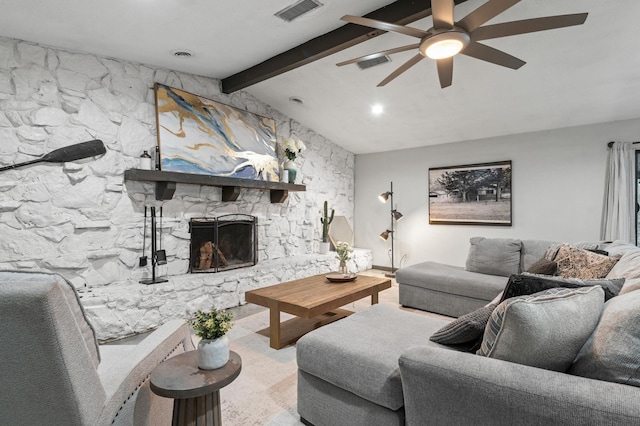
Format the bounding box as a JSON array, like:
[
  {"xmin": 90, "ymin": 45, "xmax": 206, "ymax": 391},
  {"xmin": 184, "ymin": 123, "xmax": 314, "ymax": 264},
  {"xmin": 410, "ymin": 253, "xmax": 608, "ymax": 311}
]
[
  {"xmin": 283, "ymin": 160, "xmax": 295, "ymax": 170},
  {"xmin": 197, "ymin": 335, "xmax": 229, "ymax": 370},
  {"xmin": 319, "ymin": 242, "xmax": 330, "ymax": 254}
]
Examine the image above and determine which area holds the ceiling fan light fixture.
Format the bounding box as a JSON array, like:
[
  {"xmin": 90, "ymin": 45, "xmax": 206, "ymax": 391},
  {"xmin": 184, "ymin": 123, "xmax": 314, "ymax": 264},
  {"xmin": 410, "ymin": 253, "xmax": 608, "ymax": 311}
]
[{"xmin": 419, "ymin": 30, "xmax": 470, "ymax": 60}]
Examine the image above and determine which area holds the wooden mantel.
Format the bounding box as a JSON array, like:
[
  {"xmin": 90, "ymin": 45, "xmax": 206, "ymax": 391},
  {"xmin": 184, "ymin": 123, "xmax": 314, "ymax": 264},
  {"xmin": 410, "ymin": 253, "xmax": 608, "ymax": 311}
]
[{"xmin": 124, "ymin": 169, "xmax": 305, "ymax": 203}]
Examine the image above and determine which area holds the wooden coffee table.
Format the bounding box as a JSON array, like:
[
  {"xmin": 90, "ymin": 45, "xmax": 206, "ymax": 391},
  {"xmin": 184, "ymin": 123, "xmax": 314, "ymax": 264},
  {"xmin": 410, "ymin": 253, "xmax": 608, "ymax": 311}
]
[{"xmin": 244, "ymin": 273, "xmax": 391, "ymax": 349}]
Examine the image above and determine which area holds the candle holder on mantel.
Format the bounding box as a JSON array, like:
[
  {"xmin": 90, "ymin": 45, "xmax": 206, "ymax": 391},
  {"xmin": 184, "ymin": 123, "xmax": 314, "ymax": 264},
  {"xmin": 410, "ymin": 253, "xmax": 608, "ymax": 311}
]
[{"xmin": 140, "ymin": 206, "xmax": 168, "ymax": 285}]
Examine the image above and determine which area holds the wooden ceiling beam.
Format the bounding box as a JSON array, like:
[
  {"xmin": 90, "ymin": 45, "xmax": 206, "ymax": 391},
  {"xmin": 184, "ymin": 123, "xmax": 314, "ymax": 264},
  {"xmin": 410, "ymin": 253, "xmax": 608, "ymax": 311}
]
[{"xmin": 221, "ymin": 0, "xmax": 469, "ymax": 93}]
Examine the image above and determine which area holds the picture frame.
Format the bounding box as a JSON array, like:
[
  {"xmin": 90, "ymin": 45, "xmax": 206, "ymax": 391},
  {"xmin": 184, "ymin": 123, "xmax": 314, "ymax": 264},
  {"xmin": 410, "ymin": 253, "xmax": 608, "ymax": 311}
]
[
  {"xmin": 428, "ymin": 160, "xmax": 512, "ymax": 226},
  {"xmin": 154, "ymin": 83, "xmax": 279, "ymax": 181}
]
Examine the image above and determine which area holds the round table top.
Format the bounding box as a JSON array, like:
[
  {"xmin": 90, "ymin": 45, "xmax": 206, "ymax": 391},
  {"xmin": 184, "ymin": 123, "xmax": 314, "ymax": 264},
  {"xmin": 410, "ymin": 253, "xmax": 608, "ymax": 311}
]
[{"xmin": 150, "ymin": 350, "xmax": 242, "ymax": 399}]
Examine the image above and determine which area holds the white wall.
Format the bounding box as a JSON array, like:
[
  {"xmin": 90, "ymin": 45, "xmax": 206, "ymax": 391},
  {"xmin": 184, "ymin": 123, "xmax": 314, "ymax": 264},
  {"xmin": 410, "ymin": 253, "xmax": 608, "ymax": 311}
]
[{"xmin": 355, "ymin": 118, "xmax": 640, "ymax": 269}]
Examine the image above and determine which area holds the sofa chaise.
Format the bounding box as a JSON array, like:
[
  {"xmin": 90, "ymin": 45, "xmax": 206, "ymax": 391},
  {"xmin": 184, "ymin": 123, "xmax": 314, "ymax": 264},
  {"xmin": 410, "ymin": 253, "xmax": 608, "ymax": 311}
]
[
  {"xmin": 297, "ymin": 239, "xmax": 640, "ymax": 425},
  {"xmin": 396, "ymin": 237, "xmax": 556, "ymax": 317}
]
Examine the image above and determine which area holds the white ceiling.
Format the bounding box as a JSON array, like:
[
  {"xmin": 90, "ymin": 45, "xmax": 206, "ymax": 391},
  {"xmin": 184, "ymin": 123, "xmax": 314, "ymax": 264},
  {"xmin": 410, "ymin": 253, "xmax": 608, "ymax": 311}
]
[{"xmin": 1, "ymin": 0, "xmax": 639, "ymax": 154}]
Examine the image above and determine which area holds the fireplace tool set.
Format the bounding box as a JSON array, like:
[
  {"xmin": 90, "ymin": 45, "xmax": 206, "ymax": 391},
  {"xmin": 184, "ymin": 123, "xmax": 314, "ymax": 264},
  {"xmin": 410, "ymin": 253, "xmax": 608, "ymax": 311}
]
[{"xmin": 139, "ymin": 206, "xmax": 168, "ymax": 284}]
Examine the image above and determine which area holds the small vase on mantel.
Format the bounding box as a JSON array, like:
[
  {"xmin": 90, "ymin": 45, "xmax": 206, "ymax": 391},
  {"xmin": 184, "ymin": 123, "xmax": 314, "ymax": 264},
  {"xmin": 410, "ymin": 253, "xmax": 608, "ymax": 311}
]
[
  {"xmin": 283, "ymin": 160, "xmax": 297, "ymax": 184},
  {"xmin": 197, "ymin": 335, "xmax": 229, "ymax": 370}
]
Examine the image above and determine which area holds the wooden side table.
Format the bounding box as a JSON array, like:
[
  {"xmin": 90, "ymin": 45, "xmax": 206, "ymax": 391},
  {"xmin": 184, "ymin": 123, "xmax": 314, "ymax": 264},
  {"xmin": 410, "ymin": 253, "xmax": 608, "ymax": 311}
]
[{"xmin": 150, "ymin": 350, "xmax": 241, "ymax": 426}]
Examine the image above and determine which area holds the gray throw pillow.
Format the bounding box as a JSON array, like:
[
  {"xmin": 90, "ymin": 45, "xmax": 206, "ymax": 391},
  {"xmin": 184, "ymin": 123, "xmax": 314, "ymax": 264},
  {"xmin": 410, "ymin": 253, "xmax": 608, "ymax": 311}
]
[
  {"xmin": 465, "ymin": 237, "xmax": 522, "ymax": 277},
  {"xmin": 569, "ymin": 290, "xmax": 640, "ymax": 387},
  {"xmin": 477, "ymin": 286, "xmax": 604, "ymax": 372},
  {"xmin": 430, "ymin": 303, "xmax": 498, "ymax": 345}
]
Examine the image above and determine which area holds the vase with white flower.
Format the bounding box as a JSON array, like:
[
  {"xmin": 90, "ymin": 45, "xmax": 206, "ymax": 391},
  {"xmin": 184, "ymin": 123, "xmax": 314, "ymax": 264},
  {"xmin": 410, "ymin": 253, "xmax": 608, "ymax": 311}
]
[
  {"xmin": 282, "ymin": 137, "xmax": 306, "ymax": 183},
  {"xmin": 335, "ymin": 241, "xmax": 353, "ymax": 276},
  {"xmin": 190, "ymin": 307, "xmax": 234, "ymax": 370}
]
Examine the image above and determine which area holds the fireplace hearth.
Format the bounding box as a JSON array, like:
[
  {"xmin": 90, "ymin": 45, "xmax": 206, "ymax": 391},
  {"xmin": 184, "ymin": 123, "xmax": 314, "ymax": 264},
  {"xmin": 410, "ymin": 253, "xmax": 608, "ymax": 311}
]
[{"xmin": 189, "ymin": 214, "xmax": 258, "ymax": 273}]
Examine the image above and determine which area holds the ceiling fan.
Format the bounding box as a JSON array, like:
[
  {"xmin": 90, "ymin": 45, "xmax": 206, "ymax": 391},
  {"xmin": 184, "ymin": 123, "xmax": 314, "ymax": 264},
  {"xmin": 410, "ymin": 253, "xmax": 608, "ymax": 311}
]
[{"xmin": 337, "ymin": 0, "xmax": 588, "ymax": 88}]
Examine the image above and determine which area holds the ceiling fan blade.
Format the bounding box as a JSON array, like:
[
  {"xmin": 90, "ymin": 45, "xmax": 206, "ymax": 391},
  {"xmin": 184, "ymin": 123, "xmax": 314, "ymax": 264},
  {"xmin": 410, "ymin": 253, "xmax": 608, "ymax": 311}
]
[
  {"xmin": 436, "ymin": 57, "xmax": 454, "ymax": 88},
  {"xmin": 378, "ymin": 53, "xmax": 425, "ymax": 87},
  {"xmin": 461, "ymin": 42, "xmax": 525, "ymax": 69},
  {"xmin": 336, "ymin": 44, "xmax": 420, "ymax": 67},
  {"xmin": 472, "ymin": 13, "xmax": 588, "ymax": 41},
  {"xmin": 458, "ymin": 0, "xmax": 521, "ymax": 32},
  {"xmin": 341, "ymin": 15, "xmax": 427, "ymax": 39},
  {"xmin": 432, "ymin": 0, "xmax": 455, "ymax": 29}
]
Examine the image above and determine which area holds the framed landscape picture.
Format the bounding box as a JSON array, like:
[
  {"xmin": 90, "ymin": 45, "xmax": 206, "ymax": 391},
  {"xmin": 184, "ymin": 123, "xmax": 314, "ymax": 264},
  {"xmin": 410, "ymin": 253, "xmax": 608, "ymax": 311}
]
[
  {"xmin": 428, "ymin": 161, "xmax": 512, "ymax": 225},
  {"xmin": 154, "ymin": 83, "xmax": 279, "ymax": 181}
]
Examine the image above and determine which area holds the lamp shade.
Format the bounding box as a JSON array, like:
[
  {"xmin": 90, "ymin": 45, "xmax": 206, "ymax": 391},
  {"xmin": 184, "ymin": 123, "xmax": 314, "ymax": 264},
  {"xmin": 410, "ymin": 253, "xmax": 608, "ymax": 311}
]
[
  {"xmin": 378, "ymin": 192, "xmax": 390, "ymax": 203},
  {"xmin": 392, "ymin": 210, "xmax": 403, "ymax": 221},
  {"xmin": 379, "ymin": 230, "xmax": 391, "ymax": 240}
]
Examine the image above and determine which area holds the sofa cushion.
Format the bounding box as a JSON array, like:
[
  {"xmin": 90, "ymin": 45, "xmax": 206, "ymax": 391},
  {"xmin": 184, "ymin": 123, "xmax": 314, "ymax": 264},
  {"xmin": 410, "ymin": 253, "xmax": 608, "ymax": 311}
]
[
  {"xmin": 477, "ymin": 286, "xmax": 604, "ymax": 372},
  {"xmin": 465, "ymin": 237, "xmax": 522, "ymax": 277},
  {"xmin": 296, "ymin": 304, "xmax": 449, "ymax": 410},
  {"xmin": 526, "ymin": 258, "xmax": 557, "ymax": 275},
  {"xmin": 570, "ymin": 290, "xmax": 640, "ymax": 387},
  {"xmin": 500, "ymin": 272, "xmax": 624, "ymax": 302},
  {"xmin": 553, "ymin": 244, "xmax": 619, "ymax": 279},
  {"xmin": 430, "ymin": 303, "xmax": 497, "ymax": 346},
  {"xmin": 520, "ymin": 239, "xmax": 557, "ymax": 272}
]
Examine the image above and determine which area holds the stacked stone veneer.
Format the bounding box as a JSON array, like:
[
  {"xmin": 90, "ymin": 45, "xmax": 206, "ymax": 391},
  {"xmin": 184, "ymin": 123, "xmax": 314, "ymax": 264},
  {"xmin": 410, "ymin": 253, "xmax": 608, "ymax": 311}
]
[{"xmin": 0, "ymin": 37, "xmax": 371, "ymax": 341}]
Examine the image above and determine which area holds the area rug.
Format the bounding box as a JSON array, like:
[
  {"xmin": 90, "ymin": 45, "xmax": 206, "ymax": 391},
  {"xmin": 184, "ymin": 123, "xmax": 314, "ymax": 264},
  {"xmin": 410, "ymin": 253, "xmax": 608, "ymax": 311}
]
[
  {"xmin": 219, "ymin": 277, "xmax": 446, "ymax": 425},
  {"xmin": 222, "ymin": 309, "xmax": 301, "ymax": 425}
]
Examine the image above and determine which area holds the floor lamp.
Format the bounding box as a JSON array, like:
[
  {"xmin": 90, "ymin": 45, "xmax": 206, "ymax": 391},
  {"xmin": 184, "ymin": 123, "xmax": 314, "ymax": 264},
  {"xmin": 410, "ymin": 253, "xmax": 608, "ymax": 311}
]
[{"xmin": 379, "ymin": 181, "xmax": 403, "ymax": 278}]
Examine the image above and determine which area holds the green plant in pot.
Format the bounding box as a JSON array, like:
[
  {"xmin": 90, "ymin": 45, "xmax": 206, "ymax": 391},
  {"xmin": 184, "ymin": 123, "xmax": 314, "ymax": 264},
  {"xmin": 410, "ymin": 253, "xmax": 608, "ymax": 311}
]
[
  {"xmin": 190, "ymin": 307, "xmax": 234, "ymax": 370},
  {"xmin": 320, "ymin": 200, "xmax": 334, "ymax": 254}
]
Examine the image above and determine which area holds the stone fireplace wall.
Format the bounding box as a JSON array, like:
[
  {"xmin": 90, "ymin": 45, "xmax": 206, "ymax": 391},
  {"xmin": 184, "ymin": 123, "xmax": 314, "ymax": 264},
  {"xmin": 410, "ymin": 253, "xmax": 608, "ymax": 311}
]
[{"xmin": 0, "ymin": 37, "xmax": 370, "ymax": 340}]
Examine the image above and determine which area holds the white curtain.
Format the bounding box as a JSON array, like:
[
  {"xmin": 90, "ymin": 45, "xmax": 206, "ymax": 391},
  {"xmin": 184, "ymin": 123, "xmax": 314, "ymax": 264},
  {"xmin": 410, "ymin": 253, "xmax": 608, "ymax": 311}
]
[{"xmin": 602, "ymin": 141, "xmax": 636, "ymax": 243}]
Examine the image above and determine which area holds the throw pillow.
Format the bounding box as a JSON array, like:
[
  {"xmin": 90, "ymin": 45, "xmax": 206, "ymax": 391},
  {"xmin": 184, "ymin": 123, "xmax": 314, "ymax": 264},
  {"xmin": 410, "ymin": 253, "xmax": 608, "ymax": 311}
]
[
  {"xmin": 430, "ymin": 303, "xmax": 498, "ymax": 346},
  {"xmin": 570, "ymin": 290, "xmax": 640, "ymax": 387},
  {"xmin": 477, "ymin": 286, "xmax": 605, "ymax": 372},
  {"xmin": 606, "ymin": 247, "xmax": 640, "ymax": 280},
  {"xmin": 554, "ymin": 244, "xmax": 619, "ymax": 279},
  {"xmin": 499, "ymin": 272, "xmax": 624, "ymax": 303},
  {"xmin": 526, "ymin": 258, "xmax": 557, "ymax": 275},
  {"xmin": 544, "ymin": 241, "xmax": 601, "ymax": 261},
  {"xmin": 465, "ymin": 237, "xmax": 522, "ymax": 277}
]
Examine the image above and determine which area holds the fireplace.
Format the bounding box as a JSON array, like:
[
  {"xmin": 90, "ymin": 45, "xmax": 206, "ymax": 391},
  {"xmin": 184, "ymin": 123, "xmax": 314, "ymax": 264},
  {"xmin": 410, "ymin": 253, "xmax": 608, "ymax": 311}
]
[{"xmin": 189, "ymin": 214, "xmax": 258, "ymax": 273}]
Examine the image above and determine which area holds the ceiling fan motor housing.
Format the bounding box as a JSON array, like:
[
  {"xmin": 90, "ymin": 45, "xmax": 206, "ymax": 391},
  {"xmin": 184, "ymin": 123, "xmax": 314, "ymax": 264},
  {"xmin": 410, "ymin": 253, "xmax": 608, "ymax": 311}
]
[{"xmin": 419, "ymin": 27, "xmax": 470, "ymax": 59}]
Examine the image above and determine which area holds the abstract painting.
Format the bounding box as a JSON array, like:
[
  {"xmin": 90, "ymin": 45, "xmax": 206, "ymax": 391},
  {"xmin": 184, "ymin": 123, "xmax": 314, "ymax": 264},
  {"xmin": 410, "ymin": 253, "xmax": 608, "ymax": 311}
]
[
  {"xmin": 154, "ymin": 83, "xmax": 279, "ymax": 181},
  {"xmin": 429, "ymin": 161, "xmax": 512, "ymax": 225}
]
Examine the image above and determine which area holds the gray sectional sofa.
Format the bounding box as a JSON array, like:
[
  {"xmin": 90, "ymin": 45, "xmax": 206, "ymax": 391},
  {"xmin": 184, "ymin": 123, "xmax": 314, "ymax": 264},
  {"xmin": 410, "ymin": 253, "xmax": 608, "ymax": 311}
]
[
  {"xmin": 297, "ymin": 239, "xmax": 640, "ymax": 426},
  {"xmin": 396, "ymin": 237, "xmax": 556, "ymax": 317}
]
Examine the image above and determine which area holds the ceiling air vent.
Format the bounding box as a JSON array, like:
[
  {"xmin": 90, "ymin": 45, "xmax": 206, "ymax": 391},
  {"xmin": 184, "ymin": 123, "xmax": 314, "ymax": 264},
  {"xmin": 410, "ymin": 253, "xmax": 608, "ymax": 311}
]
[
  {"xmin": 357, "ymin": 56, "xmax": 391, "ymax": 70},
  {"xmin": 275, "ymin": 0, "xmax": 323, "ymax": 22}
]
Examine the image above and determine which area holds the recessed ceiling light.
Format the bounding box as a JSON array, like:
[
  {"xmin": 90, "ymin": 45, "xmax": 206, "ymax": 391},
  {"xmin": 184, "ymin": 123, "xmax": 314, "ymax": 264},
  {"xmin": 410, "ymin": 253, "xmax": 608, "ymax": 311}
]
[
  {"xmin": 171, "ymin": 49, "xmax": 194, "ymax": 58},
  {"xmin": 371, "ymin": 104, "xmax": 384, "ymax": 115},
  {"xmin": 289, "ymin": 96, "xmax": 304, "ymax": 105}
]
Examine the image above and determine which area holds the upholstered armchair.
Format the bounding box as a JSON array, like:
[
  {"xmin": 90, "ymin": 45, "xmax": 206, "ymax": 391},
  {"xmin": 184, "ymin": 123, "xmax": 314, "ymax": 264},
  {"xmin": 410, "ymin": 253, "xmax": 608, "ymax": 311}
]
[{"xmin": 0, "ymin": 270, "xmax": 195, "ymax": 426}]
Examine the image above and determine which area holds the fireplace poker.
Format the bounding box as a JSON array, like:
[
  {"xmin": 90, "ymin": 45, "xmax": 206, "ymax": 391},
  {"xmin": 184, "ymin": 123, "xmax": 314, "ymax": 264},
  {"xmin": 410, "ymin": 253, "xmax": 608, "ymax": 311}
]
[{"xmin": 139, "ymin": 206, "xmax": 148, "ymax": 267}]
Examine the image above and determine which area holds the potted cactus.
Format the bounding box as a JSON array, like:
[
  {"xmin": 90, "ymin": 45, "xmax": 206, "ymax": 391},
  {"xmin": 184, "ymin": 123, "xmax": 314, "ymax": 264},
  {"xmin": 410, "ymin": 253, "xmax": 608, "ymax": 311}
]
[{"xmin": 320, "ymin": 200, "xmax": 334, "ymax": 254}]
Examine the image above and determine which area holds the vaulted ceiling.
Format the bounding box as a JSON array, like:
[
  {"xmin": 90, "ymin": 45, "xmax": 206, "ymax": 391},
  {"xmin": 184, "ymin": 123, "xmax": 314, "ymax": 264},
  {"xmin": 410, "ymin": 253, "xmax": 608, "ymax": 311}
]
[{"xmin": 1, "ymin": 0, "xmax": 639, "ymax": 154}]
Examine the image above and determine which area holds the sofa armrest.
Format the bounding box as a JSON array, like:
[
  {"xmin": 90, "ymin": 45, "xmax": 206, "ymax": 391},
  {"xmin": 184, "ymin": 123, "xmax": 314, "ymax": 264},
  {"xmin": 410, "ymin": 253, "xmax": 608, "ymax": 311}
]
[
  {"xmin": 399, "ymin": 345, "xmax": 640, "ymax": 426},
  {"xmin": 97, "ymin": 319, "xmax": 195, "ymax": 426}
]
